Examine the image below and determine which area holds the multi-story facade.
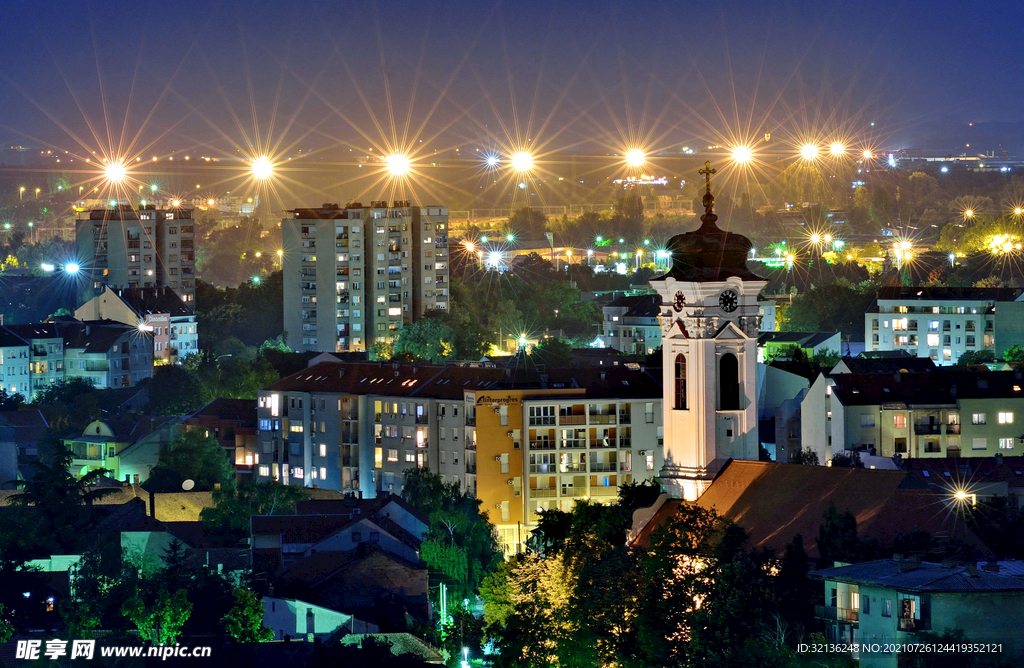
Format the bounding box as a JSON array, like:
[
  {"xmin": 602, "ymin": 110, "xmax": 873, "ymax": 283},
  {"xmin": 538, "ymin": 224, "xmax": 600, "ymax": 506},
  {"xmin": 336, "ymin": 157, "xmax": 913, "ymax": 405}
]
[
  {"xmin": 0, "ymin": 320, "xmax": 152, "ymax": 399},
  {"xmin": 75, "ymin": 204, "xmax": 196, "ymax": 304},
  {"xmin": 601, "ymin": 294, "xmax": 661, "ymax": 354},
  {"xmin": 864, "ymin": 287, "xmax": 1024, "ymax": 365},
  {"xmin": 255, "ymin": 361, "xmax": 664, "ymax": 554},
  {"xmin": 811, "ymin": 558, "xmax": 1024, "ymax": 667},
  {"xmin": 185, "ymin": 398, "xmax": 259, "ymax": 481},
  {"xmin": 282, "ymin": 202, "xmax": 449, "ymax": 353},
  {"xmin": 75, "ymin": 286, "xmax": 199, "ymax": 363},
  {"xmin": 829, "ymin": 369, "xmax": 1024, "ymax": 459}
]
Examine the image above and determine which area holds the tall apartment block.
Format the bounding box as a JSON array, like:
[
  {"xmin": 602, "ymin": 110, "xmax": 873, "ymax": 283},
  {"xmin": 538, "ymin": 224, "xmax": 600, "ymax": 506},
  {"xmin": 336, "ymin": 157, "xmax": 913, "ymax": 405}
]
[
  {"xmin": 75, "ymin": 205, "xmax": 197, "ymax": 304},
  {"xmin": 282, "ymin": 202, "xmax": 449, "ymax": 352}
]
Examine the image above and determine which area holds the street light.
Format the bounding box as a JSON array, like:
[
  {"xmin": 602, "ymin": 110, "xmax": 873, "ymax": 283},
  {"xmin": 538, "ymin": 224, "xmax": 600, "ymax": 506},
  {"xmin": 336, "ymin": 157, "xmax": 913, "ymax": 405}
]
[{"xmin": 19, "ymin": 187, "xmax": 24, "ymax": 201}]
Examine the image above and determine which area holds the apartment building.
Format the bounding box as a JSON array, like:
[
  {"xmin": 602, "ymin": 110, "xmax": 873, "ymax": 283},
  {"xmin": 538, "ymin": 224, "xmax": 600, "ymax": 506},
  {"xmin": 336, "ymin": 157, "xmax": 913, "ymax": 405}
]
[
  {"xmin": 828, "ymin": 369, "xmax": 1024, "ymax": 460},
  {"xmin": 75, "ymin": 286, "xmax": 199, "ymax": 363},
  {"xmin": 282, "ymin": 202, "xmax": 449, "ymax": 353},
  {"xmin": 75, "ymin": 204, "xmax": 196, "ymax": 304},
  {"xmin": 0, "ymin": 320, "xmax": 153, "ymax": 399},
  {"xmin": 864, "ymin": 287, "xmax": 1024, "ymax": 365},
  {"xmin": 255, "ymin": 360, "xmax": 664, "ymax": 554},
  {"xmin": 601, "ymin": 294, "xmax": 661, "ymax": 354}
]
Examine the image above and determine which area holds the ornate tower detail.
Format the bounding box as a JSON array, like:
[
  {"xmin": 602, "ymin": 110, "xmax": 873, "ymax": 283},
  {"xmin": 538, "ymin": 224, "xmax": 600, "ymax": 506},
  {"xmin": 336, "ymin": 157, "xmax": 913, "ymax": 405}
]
[{"xmin": 651, "ymin": 161, "xmax": 766, "ymax": 500}]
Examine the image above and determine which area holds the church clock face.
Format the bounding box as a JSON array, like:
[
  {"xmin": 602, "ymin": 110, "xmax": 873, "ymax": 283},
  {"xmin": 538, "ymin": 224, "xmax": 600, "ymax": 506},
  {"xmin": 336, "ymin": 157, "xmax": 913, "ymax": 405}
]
[
  {"xmin": 673, "ymin": 291, "xmax": 686, "ymax": 312},
  {"xmin": 718, "ymin": 290, "xmax": 739, "ymax": 313}
]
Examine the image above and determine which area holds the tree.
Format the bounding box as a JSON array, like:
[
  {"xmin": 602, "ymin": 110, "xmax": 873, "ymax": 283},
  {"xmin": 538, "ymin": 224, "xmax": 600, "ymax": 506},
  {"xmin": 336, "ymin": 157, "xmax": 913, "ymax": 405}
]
[
  {"xmin": 531, "ymin": 337, "xmax": 573, "ymax": 367},
  {"xmin": 507, "ymin": 207, "xmax": 548, "ymax": 240},
  {"xmin": 0, "ymin": 388, "xmax": 25, "ymax": 411},
  {"xmin": 222, "ymin": 587, "xmax": 274, "ymax": 642},
  {"xmin": 201, "ymin": 479, "xmax": 306, "ymax": 546},
  {"xmin": 121, "ymin": 588, "xmax": 192, "ymax": 645},
  {"xmin": 792, "ymin": 448, "xmax": 820, "ymax": 466},
  {"xmin": 401, "ymin": 469, "xmax": 500, "ymax": 598},
  {"xmin": 782, "ymin": 279, "xmax": 877, "ymax": 341},
  {"xmin": 144, "ymin": 429, "xmax": 235, "ymax": 493},
  {"xmin": 145, "ymin": 365, "xmax": 209, "ymax": 415},
  {"xmin": 0, "ymin": 603, "xmax": 13, "ymax": 643},
  {"xmin": 816, "ymin": 502, "xmax": 877, "ymax": 566},
  {"xmin": 10, "ymin": 440, "xmax": 120, "ymax": 553},
  {"xmin": 958, "ymin": 350, "xmax": 995, "ymax": 366},
  {"xmin": 1003, "ymin": 344, "xmax": 1024, "ymax": 367},
  {"xmin": 617, "ymin": 478, "xmax": 662, "ymax": 512}
]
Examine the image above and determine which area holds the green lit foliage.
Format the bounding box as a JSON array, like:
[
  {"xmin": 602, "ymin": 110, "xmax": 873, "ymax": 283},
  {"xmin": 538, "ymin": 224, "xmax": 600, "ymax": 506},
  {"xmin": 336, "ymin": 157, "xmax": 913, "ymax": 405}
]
[
  {"xmin": 0, "ymin": 603, "xmax": 14, "ymax": 643},
  {"xmin": 222, "ymin": 587, "xmax": 274, "ymax": 643},
  {"xmin": 401, "ymin": 469, "xmax": 501, "ymax": 598},
  {"xmin": 782, "ymin": 278, "xmax": 877, "ymax": 341},
  {"xmin": 121, "ymin": 588, "xmax": 192, "ymax": 645},
  {"xmin": 1002, "ymin": 344, "xmax": 1024, "ymax": 366}
]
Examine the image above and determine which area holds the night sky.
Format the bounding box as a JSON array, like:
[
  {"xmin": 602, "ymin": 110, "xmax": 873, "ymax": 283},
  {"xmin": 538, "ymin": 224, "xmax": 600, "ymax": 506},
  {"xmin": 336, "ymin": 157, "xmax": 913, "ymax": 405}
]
[{"xmin": 1, "ymin": 0, "xmax": 1022, "ymax": 157}]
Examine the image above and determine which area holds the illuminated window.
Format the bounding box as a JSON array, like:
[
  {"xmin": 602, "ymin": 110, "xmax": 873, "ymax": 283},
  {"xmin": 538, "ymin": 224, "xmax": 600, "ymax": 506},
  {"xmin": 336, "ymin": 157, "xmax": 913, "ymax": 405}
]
[
  {"xmin": 893, "ymin": 414, "xmax": 907, "ymax": 429},
  {"xmin": 999, "ymin": 412, "xmax": 1014, "ymax": 424},
  {"xmin": 972, "ymin": 413, "xmax": 987, "ymax": 425},
  {"xmin": 319, "ymin": 444, "xmax": 327, "ymax": 457},
  {"xmin": 387, "ymin": 449, "xmax": 398, "ymax": 462},
  {"xmin": 674, "ymin": 354, "xmax": 687, "ymax": 409}
]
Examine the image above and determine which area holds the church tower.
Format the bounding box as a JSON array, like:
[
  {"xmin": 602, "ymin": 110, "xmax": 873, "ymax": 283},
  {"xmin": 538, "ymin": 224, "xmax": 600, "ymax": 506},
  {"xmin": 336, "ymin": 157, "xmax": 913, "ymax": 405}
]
[{"xmin": 651, "ymin": 162, "xmax": 766, "ymax": 500}]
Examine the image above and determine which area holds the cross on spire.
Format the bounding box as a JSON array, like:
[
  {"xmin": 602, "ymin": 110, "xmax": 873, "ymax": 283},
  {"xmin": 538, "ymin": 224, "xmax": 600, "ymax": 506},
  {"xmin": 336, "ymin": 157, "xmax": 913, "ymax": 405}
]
[{"xmin": 699, "ymin": 161, "xmax": 717, "ymax": 193}]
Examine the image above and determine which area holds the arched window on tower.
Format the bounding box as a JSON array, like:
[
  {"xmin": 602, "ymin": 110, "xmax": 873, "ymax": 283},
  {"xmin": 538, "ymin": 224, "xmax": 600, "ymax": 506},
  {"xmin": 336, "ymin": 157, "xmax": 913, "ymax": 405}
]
[
  {"xmin": 674, "ymin": 354, "xmax": 687, "ymax": 410},
  {"xmin": 720, "ymin": 353, "xmax": 740, "ymax": 410}
]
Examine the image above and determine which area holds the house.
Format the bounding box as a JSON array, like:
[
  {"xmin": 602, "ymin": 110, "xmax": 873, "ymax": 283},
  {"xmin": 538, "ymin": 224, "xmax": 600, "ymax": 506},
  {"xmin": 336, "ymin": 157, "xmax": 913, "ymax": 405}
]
[
  {"xmin": 75, "ymin": 285, "xmax": 199, "ymax": 363},
  {"xmin": 864, "ymin": 286, "xmax": 1024, "ymax": 365},
  {"xmin": 757, "ymin": 331, "xmax": 841, "ymax": 362},
  {"xmin": 262, "ymin": 596, "xmax": 378, "ymax": 641},
  {"xmin": 810, "ymin": 558, "xmax": 1024, "ymax": 667},
  {"xmin": 251, "ymin": 493, "xmax": 428, "ymax": 575},
  {"xmin": 185, "ymin": 398, "xmax": 259, "ymax": 481},
  {"xmin": 63, "ymin": 416, "xmax": 181, "ymax": 483},
  {"xmin": 629, "ymin": 460, "xmax": 990, "ymax": 561},
  {"xmin": 276, "ymin": 545, "xmax": 429, "ymax": 624},
  {"xmin": 901, "ymin": 454, "xmax": 1024, "ymax": 510}
]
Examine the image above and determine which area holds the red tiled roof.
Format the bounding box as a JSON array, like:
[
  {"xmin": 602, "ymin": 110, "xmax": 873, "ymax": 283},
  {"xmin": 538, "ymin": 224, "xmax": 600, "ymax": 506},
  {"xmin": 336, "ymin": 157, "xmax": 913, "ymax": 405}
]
[{"xmin": 633, "ymin": 460, "xmax": 990, "ymax": 560}]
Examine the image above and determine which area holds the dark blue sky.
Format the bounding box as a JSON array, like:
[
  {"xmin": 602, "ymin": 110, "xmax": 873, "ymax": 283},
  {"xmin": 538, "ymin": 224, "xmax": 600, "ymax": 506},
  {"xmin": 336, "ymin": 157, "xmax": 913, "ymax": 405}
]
[{"xmin": 1, "ymin": 0, "xmax": 1021, "ymax": 156}]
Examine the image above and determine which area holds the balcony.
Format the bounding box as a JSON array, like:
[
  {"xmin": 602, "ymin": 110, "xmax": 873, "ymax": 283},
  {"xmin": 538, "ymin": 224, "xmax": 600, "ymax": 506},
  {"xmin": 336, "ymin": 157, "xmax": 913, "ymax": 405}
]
[
  {"xmin": 589, "ymin": 414, "xmax": 616, "ymax": 425},
  {"xmin": 415, "ymin": 416, "xmax": 428, "ymax": 425},
  {"xmin": 815, "ymin": 605, "xmax": 859, "ymax": 624},
  {"xmin": 560, "ymin": 463, "xmax": 587, "ymax": 473},
  {"xmin": 466, "ymin": 417, "xmax": 476, "ymax": 427},
  {"xmin": 898, "ymin": 616, "xmax": 927, "ymax": 632},
  {"xmin": 590, "ymin": 486, "xmax": 617, "ymax": 497},
  {"xmin": 529, "ymin": 440, "xmax": 556, "ymax": 450},
  {"xmin": 465, "ymin": 463, "xmax": 477, "ymax": 474},
  {"xmin": 590, "ymin": 462, "xmax": 617, "ymax": 472},
  {"xmin": 618, "ymin": 412, "xmax": 631, "ymax": 424},
  {"xmin": 914, "ymin": 424, "xmax": 941, "ymax": 435},
  {"xmin": 945, "ymin": 423, "xmax": 961, "ymax": 434},
  {"xmin": 531, "ymin": 488, "xmax": 557, "ymax": 498},
  {"xmin": 645, "ymin": 412, "xmax": 655, "ymax": 423},
  {"xmin": 559, "ymin": 415, "xmax": 585, "ymax": 425}
]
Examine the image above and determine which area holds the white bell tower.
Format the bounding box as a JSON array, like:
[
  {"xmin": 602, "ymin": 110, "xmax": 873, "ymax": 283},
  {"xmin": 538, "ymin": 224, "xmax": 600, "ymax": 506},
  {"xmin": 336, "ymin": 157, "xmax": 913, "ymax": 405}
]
[{"xmin": 651, "ymin": 162, "xmax": 766, "ymax": 500}]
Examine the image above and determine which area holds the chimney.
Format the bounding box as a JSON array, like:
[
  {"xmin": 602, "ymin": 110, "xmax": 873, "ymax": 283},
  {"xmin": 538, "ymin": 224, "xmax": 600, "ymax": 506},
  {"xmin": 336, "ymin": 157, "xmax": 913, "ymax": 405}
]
[
  {"xmin": 148, "ymin": 489, "xmax": 156, "ymax": 518},
  {"xmin": 982, "ymin": 562, "xmax": 1000, "ymax": 573},
  {"xmin": 600, "ymin": 370, "xmax": 606, "ymax": 382},
  {"xmin": 339, "ymin": 368, "xmax": 345, "ymax": 378},
  {"xmin": 967, "ymin": 562, "xmax": 978, "ymax": 577}
]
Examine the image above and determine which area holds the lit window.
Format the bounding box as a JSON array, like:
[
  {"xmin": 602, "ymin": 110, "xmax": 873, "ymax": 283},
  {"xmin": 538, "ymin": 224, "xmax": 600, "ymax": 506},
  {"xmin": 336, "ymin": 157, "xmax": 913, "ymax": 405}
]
[
  {"xmin": 319, "ymin": 443, "xmax": 327, "ymax": 457},
  {"xmin": 292, "ymin": 467, "xmax": 304, "ymax": 479},
  {"xmin": 999, "ymin": 438, "xmax": 1015, "ymax": 450},
  {"xmin": 999, "ymin": 412, "xmax": 1014, "ymax": 424},
  {"xmin": 320, "ymin": 466, "xmax": 327, "ymax": 479},
  {"xmin": 893, "ymin": 413, "xmax": 907, "ymax": 429},
  {"xmin": 258, "ymin": 465, "xmax": 270, "ymax": 477},
  {"xmin": 387, "ymin": 449, "xmax": 398, "ymax": 462},
  {"xmin": 289, "ymin": 424, "xmax": 304, "ymax": 433},
  {"xmin": 972, "ymin": 413, "xmax": 987, "ymax": 425}
]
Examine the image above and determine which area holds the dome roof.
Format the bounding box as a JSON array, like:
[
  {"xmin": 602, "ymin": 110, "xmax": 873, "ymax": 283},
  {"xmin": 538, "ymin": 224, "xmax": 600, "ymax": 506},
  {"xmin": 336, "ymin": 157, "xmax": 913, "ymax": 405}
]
[{"xmin": 658, "ymin": 165, "xmax": 763, "ymax": 283}]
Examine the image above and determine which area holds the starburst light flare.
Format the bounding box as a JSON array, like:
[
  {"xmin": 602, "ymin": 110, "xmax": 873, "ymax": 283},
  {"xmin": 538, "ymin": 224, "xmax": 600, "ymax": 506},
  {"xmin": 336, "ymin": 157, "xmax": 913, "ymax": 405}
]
[
  {"xmin": 251, "ymin": 157, "xmax": 274, "ymax": 180},
  {"xmin": 625, "ymin": 149, "xmax": 645, "ymax": 167},
  {"xmin": 385, "ymin": 154, "xmax": 411, "ymax": 176}
]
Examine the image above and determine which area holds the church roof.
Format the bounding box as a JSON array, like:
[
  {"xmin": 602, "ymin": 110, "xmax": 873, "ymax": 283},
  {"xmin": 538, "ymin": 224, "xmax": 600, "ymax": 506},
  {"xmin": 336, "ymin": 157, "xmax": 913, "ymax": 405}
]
[{"xmin": 657, "ymin": 162, "xmax": 762, "ymax": 284}]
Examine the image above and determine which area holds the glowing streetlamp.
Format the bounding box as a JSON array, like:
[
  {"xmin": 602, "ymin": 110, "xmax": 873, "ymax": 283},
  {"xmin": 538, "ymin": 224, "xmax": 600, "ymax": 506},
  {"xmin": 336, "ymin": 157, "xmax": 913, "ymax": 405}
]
[
  {"xmin": 251, "ymin": 156, "xmax": 274, "ymax": 179},
  {"xmin": 732, "ymin": 146, "xmax": 753, "ymax": 164},
  {"xmin": 799, "ymin": 144, "xmax": 819, "ymax": 161},
  {"xmin": 829, "ymin": 142, "xmax": 846, "ymax": 156},
  {"xmin": 105, "ymin": 162, "xmax": 127, "ymax": 183},
  {"xmin": 19, "ymin": 186, "xmax": 25, "ymax": 201},
  {"xmin": 485, "ymin": 155, "xmax": 499, "ymax": 168},
  {"xmin": 625, "ymin": 149, "xmax": 645, "ymax": 168},
  {"xmin": 385, "ymin": 154, "xmax": 410, "ymax": 176},
  {"xmin": 510, "ymin": 152, "xmax": 533, "ymax": 172},
  {"xmin": 862, "ymin": 149, "xmax": 874, "ymax": 160}
]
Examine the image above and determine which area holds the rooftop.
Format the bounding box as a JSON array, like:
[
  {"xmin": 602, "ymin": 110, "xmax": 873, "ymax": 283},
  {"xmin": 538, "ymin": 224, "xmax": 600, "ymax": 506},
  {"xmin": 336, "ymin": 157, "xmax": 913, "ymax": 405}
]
[
  {"xmin": 831, "ymin": 369, "xmax": 1024, "ymax": 406},
  {"xmin": 810, "ymin": 559, "xmax": 1024, "ymax": 592},
  {"xmin": 875, "ymin": 286, "xmax": 1024, "ymax": 302},
  {"xmin": 759, "ymin": 331, "xmax": 839, "ymax": 347}
]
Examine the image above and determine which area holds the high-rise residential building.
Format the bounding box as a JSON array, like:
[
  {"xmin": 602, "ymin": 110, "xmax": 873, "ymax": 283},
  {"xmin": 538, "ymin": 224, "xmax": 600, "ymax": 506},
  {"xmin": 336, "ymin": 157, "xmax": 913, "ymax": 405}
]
[
  {"xmin": 75, "ymin": 205, "xmax": 197, "ymax": 304},
  {"xmin": 282, "ymin": 202, "xmax": 449, "ymax": 353}
]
